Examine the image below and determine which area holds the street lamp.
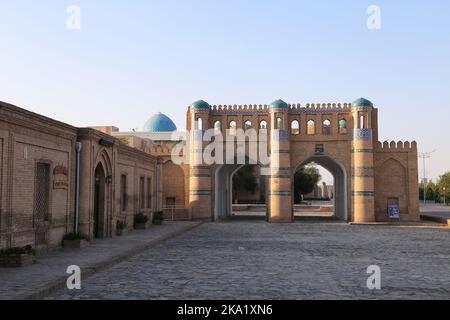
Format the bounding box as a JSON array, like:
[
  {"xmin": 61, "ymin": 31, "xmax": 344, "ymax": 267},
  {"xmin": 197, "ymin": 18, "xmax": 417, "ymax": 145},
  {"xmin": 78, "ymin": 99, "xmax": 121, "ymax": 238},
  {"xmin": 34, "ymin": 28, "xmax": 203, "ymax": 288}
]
[{"xmin": 444, "ymin": 187, "xmax": 446, "ymax": 206}]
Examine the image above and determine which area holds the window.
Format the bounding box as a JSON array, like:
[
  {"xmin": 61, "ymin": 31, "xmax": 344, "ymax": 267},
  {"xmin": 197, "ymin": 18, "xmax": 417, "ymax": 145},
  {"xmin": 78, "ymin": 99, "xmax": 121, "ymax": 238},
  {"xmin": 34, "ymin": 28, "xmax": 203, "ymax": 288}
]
[
  {"xmin": 35, "ymin": 163, "xmax": 50, "ymax": 222},
  {"xmin": 259, "ymin": 120, "xmax": 267, "ymax": 129},
  {"xmin": 275, "ymin": 117, "xmax": 282, "ymax": 130},
  {"xmin": 244, "ymin": 120, "xmax": 252, "ymax": 130},
  {"xmin": 307, "ymin": 120, "xmax": 315, "ymax": 135},
  {"xmin": 120, "ymin": 174, "xmax": 127, "ymax": 211},
  {"xmin": 339, "ymin": 119, "xmax": 347, "ymax": 134},
  {"xmin": 35, "ymin": 162, "xmax": 51, "ymax": 246},
  {"xmin": 229, "ymin": 120, "xmax": 237, "ymax": 134},
  {"xmin": 291, "ymin": 120, "xmax": 300, "ymax": 135},
  {"xmin": 322, "ymin": 119, "xmax": 331, "ymax": 134},
  {"xmin": 139, "ymin": 177, "xmax": 145, "ymax": 209},
  {"xmin": 196, "ymin": 117, "xmax": 203, "ymax": 130},
  {"xmin": 359, "ymin": 114, "xmax": 365, "ymax": 129},
  {"xmin": 147, "ymin": 177, "xmax": 152, "ymax": 209},
  {"xmin": 214, "ymin": 121, "xmax": 221, "ymax": 132}
]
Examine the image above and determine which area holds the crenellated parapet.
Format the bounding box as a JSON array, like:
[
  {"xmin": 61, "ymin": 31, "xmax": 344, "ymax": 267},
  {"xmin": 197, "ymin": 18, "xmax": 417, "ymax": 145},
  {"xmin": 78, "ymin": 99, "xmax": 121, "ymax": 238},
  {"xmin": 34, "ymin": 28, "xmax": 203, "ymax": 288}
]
[
  {"xmin": 202, "ymin": 102, "xmax": 354, "ymax": 116},
  {"xmin": 376, "ymin": 140, "xmax": 417, "ymax": 151}
]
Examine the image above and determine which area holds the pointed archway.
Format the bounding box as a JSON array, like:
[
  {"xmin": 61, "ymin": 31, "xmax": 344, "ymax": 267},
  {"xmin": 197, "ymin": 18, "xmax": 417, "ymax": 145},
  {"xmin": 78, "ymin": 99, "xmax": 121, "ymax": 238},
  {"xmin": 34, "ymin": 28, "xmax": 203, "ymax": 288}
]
[
  {"xmin": 292, "ymin": 154, "xmax": 348, "ymax": 221},
  {"xmin": 94, "ymin": 162, "xmax": 106, "ymax": 238}
]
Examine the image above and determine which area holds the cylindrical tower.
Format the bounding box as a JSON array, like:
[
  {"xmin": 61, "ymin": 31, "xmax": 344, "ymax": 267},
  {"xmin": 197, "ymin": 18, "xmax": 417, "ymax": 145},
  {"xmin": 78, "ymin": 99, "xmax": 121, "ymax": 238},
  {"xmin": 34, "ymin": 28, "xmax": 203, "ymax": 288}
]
[
  {"xmin": 268, "ymin": 99, "xmax": 293, "ymax": 222},
  {"xmin": 351, "ymin": 98, "xmax": 376, "ymax": 223},
  {"xmin": 188, "ymin": 100, "xmax": 212, "ymax": 220}
]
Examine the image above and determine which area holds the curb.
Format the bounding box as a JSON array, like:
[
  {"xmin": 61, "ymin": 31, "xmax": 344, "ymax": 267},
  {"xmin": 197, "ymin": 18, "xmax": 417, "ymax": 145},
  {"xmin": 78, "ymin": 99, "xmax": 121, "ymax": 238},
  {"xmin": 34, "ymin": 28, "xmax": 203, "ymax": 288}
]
[{"xmin": 18, "ymin": 222, "xmax": 203, "ymax": 300}]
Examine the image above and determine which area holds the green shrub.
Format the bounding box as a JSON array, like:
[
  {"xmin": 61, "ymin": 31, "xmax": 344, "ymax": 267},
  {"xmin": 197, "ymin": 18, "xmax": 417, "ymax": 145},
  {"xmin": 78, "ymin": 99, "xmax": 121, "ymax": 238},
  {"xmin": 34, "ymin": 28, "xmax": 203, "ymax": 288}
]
[
  {"xmin": 116, "ymin": 220, "xmax": 127, "ymax": 230},
  {"xmin": 152, "ymin": 211, "xmax": 164, "ymax": 223},
  {"xmin": 134, "ymin": 212, "xmax": 149, "ymax": 225},
  {"xmin": 63, "ymin": 232, "xmax": 89, "ymax": 241},
  {"xmin": 0, "ymin": 245, "xmax": 36, "ymax": 256}
]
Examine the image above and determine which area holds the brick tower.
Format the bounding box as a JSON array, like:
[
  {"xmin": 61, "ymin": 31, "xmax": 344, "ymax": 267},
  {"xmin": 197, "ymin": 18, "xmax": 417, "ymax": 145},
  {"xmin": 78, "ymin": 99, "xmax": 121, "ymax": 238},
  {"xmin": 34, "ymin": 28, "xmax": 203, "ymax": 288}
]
[
  {"xmin": 188, "ymin": 100, "xmax": 212, "ymax": 220},
  {"xmin": 268, "ymin": 100, "xmax": 293, "ymax": 222},
  {"xmin": 351, "ymin": 98, "xmax": 376, "ymax": 222}
]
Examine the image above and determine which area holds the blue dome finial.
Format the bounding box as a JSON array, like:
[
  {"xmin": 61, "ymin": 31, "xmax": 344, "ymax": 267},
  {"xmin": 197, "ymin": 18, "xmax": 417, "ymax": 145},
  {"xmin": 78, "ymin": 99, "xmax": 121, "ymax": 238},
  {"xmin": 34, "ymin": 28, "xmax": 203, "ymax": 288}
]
[
  {"xmin": 143, "ymin": 113, "xmax": 177, "ymax": 132},
  {"xmin": 270, "ymin": 99, "xmax": 289, "ymax": 109},
  {"xmin": 191, "ymin": 100, "xmax": 211, "ymax": 110},
  {"xmin": 352, "ymin": 98, "xmax": 373, "ymax": 107}
]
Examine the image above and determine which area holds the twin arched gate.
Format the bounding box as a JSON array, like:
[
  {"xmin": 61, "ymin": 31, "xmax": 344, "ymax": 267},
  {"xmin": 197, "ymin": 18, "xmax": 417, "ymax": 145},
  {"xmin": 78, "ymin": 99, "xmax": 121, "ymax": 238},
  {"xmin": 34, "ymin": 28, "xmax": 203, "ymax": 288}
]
[{"xmin": 212, "ymin": 153, "xmax": 349, "ymax": 222}]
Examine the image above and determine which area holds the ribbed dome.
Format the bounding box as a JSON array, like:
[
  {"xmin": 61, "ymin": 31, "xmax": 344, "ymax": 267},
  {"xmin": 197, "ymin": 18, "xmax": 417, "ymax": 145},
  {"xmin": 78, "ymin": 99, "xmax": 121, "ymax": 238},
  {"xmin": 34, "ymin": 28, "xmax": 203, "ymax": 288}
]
[
  {"xmin": 143, "ymin": 113, "xmax": 177, "ymax": 132},
  {"xmin": 352, "ymin": 98, "xmax": 373, "ymax": 107}
]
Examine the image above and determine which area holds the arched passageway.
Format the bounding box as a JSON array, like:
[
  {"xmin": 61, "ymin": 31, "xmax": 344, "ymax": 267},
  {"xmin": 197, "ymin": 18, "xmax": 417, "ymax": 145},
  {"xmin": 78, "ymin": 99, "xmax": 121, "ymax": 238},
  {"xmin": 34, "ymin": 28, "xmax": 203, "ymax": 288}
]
[
  {"xmin": 292, "ymin": 155, "xmax": 348, "ymax": 221},
  {"xmin": 214, "ymin": 163, "xmax": 268, "ymax": 221}
]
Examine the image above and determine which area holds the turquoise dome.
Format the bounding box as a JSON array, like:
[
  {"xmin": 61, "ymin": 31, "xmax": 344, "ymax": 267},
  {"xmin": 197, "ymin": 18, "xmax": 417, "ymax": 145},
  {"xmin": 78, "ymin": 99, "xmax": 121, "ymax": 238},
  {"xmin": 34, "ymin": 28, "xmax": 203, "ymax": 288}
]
[
  {"xmin": 270, "ymin": 99, "xmax": 289, "ymax": 109},
  {"xmin": 352, "ymin": 98, "xmax": 373, "ymax": 107},
  {"xmin": 143, "ymin": 112, "xmax": 177, "ymax": 132},
  {"xmin": 191, "ymin": 100, "xmax": 211, "ymax": 109}
]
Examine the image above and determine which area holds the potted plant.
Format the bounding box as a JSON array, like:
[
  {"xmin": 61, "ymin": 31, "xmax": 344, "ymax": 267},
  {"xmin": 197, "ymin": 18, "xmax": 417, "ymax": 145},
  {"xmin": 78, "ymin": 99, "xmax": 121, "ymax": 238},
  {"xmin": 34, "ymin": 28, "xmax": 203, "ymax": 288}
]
[
  {"xmin": 116, "ymin": 220, "xmax": 128, "ymax": 236},
  {"xmin": 152, "ymin": 211, "xmax": 164, "ymax": 225},
  {"xmin": 0, "ymin": 245, "xmax": 36, "ymax": 268},
  {"xmin": 133, "ymin": 212, "xmax": 149, "ymax": 230},
  {"xmin": 62, "ymin": 232, "xmax": 90, "ymax": 249}
]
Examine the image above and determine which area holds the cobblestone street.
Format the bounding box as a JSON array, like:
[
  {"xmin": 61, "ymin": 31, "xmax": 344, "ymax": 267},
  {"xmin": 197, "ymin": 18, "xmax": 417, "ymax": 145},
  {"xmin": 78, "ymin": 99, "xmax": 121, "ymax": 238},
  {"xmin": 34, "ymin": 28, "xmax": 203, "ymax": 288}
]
[{"xmin": 48, "ymin": 221, "xmax": 450, "ymax": 300}]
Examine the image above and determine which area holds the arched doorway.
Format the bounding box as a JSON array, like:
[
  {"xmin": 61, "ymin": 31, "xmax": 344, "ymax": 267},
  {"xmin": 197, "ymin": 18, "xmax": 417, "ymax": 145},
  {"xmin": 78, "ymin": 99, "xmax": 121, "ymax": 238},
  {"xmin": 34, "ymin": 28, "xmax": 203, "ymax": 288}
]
[
  {"xmin": 94, "ymin": 163, "xmax": 106, "ymax": 238},
  {"xmin": 214, "ymin": 162, "xmax": 268, "ymax": 221},
  {"xmin": 292, "ymin": 154, "xmax": 348, "ymax": 221}
]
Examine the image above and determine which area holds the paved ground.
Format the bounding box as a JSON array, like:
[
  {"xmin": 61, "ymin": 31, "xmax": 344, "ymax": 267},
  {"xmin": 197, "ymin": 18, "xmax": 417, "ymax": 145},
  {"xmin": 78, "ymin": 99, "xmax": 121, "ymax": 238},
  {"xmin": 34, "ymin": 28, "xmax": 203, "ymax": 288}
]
[
  {"xmin": 0, "ymin": 221, "xmax": 200, "ymax": 300},
  {"xmin": 47, "ymin": 221, "xmax": 450, "ymax": 300}
]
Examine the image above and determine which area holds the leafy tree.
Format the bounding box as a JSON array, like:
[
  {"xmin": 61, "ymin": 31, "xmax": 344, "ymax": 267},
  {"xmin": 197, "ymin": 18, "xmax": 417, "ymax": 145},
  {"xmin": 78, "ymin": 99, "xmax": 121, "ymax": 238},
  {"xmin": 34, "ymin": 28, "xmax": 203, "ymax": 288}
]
[
  {"xmin": 437, "ymin": 172, "xmax": 450, "ymax": 204},
  {"xmin": 232, "ymin": 165, "xmax": 258, "ymax": 201},
  {"xmin": 294, "ymin": 166, "xmax": 321, "ymax": 204},
  {"xmin": 419, "ymin": 181, "xmax": 438, "ymax": 202}
]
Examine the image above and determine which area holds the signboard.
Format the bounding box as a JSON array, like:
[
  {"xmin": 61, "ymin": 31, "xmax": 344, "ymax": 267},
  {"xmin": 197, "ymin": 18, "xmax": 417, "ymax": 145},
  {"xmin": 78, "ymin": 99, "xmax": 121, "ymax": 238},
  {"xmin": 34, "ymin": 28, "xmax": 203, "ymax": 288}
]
[
  {"xmin": 53, "ymin": 165, "xmax": 69, "ymax": 190},
  {"xmin": 388, "ymin": 204, "xmax": 400, "ymax": 219}
]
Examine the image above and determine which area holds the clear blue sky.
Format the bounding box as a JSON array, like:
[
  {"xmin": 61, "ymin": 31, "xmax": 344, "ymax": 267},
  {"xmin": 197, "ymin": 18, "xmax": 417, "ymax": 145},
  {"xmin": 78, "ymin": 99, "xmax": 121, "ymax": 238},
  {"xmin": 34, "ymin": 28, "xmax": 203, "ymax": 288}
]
[{"xmin": 1, "ymin": 0, "xmax": 449, "ymax": 181}]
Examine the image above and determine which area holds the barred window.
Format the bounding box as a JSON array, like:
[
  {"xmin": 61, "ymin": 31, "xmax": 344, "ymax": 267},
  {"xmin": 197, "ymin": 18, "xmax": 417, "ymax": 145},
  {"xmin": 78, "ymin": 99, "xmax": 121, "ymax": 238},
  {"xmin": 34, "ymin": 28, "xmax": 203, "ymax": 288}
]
[
  {"xmin": 140, "ymin": 177, "xmax": 145, "ymax": 209},
  {"xmin": 35, "ymin": 163, "xmax": 50, "ymax": 222},
  {"xmin": 120, "ymin": 174, "xmax": 127, "ymax": 211},
  {"xmin": 147, "ymin": 177, "xmax": 152, "ymax": 209}
]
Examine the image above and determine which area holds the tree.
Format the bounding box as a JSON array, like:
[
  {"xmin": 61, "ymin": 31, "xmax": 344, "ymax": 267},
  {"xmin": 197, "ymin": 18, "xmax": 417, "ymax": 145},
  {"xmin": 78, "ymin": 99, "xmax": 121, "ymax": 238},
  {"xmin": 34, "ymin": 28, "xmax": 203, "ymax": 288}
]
[
  {"xmin": 294, "ymin": 166, "xmax": 321, "ymax": 204},
  {"xmin": 437, "ymin": 172, "xmax": 450, "ymax": 205},
  {"xmin": 232, "ymin": 165, "xmax": 258, "ymax": 202}
]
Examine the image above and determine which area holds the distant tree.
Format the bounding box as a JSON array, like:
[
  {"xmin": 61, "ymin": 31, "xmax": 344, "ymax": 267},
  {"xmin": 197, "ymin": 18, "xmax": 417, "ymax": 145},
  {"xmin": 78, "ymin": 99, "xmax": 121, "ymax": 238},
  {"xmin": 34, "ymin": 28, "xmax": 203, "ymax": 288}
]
[
  {"xmin": 232, "ymin": 165, "xmax": 258, "ymax": 202},
  {"xmin": 294, "ymin": 166, "xmax": 321, "ymax": 203},
  {"xmin": 437, "ymin": 172, "xmax": 450, "ymax": 204},
  {"xmin": 419, "ymin": 181, "xmax": 438, "ymax": 202}
]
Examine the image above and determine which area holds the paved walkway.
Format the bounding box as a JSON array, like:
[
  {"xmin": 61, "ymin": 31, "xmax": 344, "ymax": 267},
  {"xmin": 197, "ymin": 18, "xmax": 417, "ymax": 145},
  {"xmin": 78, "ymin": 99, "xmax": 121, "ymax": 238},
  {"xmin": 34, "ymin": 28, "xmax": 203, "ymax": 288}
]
[
  {"xmin": 0, "ymin": 221, "xmax": 201, "ymax": 300},
  {"xmin": 47, "ymin": 221, "xmax": 450, "ymax": 300}
]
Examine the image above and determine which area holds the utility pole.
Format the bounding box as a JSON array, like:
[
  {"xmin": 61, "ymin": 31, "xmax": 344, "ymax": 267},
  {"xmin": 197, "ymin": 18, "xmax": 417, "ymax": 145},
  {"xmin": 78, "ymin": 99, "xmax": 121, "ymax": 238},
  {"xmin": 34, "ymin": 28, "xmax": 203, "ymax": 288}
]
[{"xmin": 418, "ymin": 150, "xmax": 436, "ymax": 205}]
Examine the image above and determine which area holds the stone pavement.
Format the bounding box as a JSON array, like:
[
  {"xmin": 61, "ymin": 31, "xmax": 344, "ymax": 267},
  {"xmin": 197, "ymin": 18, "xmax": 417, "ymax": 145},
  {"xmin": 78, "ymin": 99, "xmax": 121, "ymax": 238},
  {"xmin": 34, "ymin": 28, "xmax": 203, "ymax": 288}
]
[
  {"xmin": 47, "ymin": 221, "xmax": 450, "ymax": 300},
  {"xmin": 0, "ymin": 221, "xmax": 201, "ymax": 300}
]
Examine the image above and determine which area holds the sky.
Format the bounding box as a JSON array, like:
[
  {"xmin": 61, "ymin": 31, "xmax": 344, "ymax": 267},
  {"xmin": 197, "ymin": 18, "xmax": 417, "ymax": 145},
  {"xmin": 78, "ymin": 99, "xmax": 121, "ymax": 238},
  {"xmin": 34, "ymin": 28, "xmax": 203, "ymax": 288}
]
[{"xmin": 0, "ymin": 0, "xmax": 449, "ymax": 182}]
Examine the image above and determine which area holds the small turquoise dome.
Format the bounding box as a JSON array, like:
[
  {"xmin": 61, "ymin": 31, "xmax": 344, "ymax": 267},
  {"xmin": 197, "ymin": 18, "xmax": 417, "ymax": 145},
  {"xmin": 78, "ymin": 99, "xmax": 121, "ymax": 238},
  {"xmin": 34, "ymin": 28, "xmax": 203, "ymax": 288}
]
[
  {"xmin": 270, "ymin": 99, "xmax": 289, "ymax": 108},
  {"xmin": 143, "ymin": 112, "xmax": 177, "ymax": 132},
  {"xmin": 191, "ymin": 100, "xmax": 211, "ymax": 109},
  {"xmin": 352, "ymin": 98, "xmax": 373, "ymax": 107}
]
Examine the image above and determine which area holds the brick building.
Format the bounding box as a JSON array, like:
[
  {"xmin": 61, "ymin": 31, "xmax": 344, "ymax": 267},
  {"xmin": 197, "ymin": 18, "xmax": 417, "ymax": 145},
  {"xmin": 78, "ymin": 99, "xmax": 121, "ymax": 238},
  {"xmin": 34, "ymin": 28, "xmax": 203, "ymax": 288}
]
[{"xmin": 0, "ymin": 101, "xmax": 160, "ymax": 250}]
